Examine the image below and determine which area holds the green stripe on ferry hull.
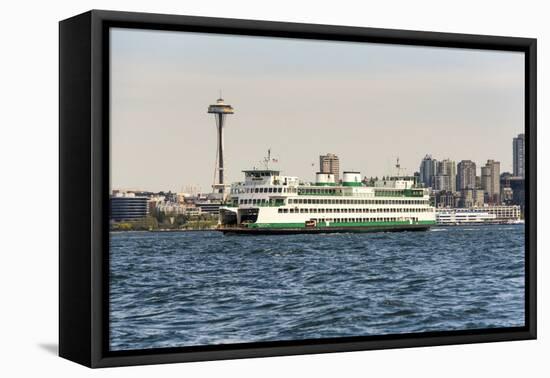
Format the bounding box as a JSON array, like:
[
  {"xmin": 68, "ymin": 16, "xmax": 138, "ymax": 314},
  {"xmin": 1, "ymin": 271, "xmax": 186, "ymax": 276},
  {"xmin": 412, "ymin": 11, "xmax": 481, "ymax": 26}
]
[
  {"xmin": 248, "ymin": 220, "xmax": 436, "ymax": 229},
  {"xmin": 220, "ymin": 222, "xmax": 435, "ymax": 235}
]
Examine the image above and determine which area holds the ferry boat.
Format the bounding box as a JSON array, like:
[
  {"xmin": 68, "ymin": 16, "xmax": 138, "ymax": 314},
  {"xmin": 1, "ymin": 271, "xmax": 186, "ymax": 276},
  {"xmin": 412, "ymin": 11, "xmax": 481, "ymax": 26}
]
[
  {"xmin": 435, "ymin": 206, "xmax": 523, "ymax": 225},
  {"xmin": 218, "ymin": 167, "xmax": 436, "ymax": 235}
]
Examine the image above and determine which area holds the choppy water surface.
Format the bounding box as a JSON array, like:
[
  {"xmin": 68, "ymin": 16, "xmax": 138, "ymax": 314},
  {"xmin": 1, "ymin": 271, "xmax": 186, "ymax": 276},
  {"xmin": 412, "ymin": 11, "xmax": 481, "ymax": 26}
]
[{"xmin": 109, "ymin": 225, "xmax": 525, "ymax": 351}]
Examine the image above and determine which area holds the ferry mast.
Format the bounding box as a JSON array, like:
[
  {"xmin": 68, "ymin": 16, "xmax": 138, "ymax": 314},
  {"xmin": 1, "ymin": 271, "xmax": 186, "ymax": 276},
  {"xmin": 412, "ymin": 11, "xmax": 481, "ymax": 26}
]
[{"xmin": 208, "ymin": 97, "xmax": 234, "ymax": 193}]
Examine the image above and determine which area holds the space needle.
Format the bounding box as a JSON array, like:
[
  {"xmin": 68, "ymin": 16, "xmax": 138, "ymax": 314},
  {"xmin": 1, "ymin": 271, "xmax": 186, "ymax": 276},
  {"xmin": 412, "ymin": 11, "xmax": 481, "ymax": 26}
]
[{"xmin": 208, "ymin": 96, "xmax": 234, "ymax": 195}]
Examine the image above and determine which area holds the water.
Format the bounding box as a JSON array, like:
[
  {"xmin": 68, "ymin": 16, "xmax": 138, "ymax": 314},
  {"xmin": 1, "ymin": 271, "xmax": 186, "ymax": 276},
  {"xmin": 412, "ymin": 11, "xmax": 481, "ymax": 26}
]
[{"xmin": 109, "ymin": 225, "xmax": 525, "ymax": 351}]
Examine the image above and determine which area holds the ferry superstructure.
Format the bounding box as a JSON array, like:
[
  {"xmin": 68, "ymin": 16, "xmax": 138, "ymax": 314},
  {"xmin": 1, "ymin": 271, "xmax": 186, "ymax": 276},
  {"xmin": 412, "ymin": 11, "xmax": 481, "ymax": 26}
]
[{"xmin": 218, "ymin": 169, "xmax": 436, "ymax": 234}]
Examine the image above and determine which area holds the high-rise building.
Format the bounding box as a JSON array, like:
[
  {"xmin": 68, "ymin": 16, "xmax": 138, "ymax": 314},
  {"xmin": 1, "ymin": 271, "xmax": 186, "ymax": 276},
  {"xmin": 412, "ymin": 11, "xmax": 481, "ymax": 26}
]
[
  {"xmin": 419, "ymin": 155, "xmax": 438, "ymax": 188},
  {"xmin": 481, "ymin": 159, "xmax": 501, "ymax": 204},
  {"xmin": 513, "ymin": 133, "xmax": 525, "ymax": 178},
  {"xmin": 500, "ymin": 172, "xmax": 525, "ymax": 208},
  {"xmin": 320, "ymin": 153, "xmax": 340, "ymax": 182},
  {"xmin": 434, "ymin": 190, "xmax": 459, "ymax": 208},
  {"xmin": 460, "ymin": 189, "xmax": 485, "ymax": 208},
  {"xmin": 433, "ymin": 159, "xmax": 456, "ymax": 192},
  {"xmin": 433, "ymin": 175, "xmax": 451, "ymax": 192},
  {"xmin": 457, "ymin": 160, "xmax": 476, "ymax": 190}
]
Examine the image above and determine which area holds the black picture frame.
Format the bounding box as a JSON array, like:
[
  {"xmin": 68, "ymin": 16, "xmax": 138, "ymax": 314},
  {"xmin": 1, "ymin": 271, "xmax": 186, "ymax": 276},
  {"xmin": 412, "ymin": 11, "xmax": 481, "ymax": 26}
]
[{"xmin": 59, "ymin": 9, "xmax": 537, "ymax": 368}]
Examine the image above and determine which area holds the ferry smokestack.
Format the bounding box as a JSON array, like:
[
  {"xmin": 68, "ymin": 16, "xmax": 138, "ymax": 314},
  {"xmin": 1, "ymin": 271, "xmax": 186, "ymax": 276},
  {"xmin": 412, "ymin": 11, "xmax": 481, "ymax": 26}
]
[{"xmin": 208, "ymin": 97, "xmax": 234, "ymax": 193}]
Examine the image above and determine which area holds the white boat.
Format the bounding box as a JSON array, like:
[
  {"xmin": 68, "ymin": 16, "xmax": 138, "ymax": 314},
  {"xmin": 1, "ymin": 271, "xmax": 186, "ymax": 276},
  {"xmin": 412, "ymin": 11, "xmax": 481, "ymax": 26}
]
[{"xmin": 218, "ymin": 168, "xmax": 436, "ymax": 235}]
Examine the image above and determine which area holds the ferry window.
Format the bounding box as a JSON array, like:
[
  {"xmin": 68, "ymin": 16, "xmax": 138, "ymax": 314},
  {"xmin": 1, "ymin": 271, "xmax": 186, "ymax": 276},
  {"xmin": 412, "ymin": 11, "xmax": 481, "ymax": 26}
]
[
  {"xmin": 278, "ymin": 188, "xmax": 282, "ymax": 193},
  {"xmin": 268, "ymin": 188, "xmax": 273, "ymax": 193}
]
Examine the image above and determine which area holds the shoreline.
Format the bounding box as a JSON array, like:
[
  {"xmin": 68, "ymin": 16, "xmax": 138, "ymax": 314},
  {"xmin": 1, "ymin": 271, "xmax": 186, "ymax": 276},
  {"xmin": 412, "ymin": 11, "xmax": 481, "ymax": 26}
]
[{"xmin": 110, "ymin": 222, "xmax": 524, "ymax": 234}]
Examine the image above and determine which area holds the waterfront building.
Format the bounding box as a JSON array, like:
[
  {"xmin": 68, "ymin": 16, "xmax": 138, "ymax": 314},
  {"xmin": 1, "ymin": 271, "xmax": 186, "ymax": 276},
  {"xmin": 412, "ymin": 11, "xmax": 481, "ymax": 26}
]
[
  {"xmin": 484, "ymin": 205, "xmax": 521, "ymax": 222},
  {"xmin": 435, "ymin": 205, "xmax": 521, "ymax": 224},
  {"xmin": 481, "ymin": 160, "xmax": 501, "ymax": 204},
  {"xmin": 110, "ymin": 192, "xmax": 149, "ymax": 221},
  {"xmin": 319, "ymin": 153, "xmax": 340, "ymax": 183},
  {"xmin": 433, "ymin": 159, "xmax": 456, "ymax": 192},
  {"xmin": 419, "ymin": 155, "xmax": 438, "ymax": 188},
  {"xmin": 436, "ymin": 208, "xmax": 496, "ymax": 224},
  {"xmin": 195, "ymin": 202, "xmax": 222, "ymax": 215},
  {"xmin": 513, "ymin": 133, "xmax": 525, "ymax": 178},
  {"xmin": 457, "ymin": 160, "xmax": 476, "ymax": 190},
  {"xmin": 147, "ymin": 195, "xmax": 165, "ymax": 215},
  {"xmin": 156, "ymin": 202, "xmax": 201, "ymax": 216}
]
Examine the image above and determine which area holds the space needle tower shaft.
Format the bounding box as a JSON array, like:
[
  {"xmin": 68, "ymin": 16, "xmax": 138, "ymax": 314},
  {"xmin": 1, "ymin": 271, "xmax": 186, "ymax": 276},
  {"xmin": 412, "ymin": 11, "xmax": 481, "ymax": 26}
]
[{"xmin": 208, "ymin": 97, "xmax": 234, "ymax": 193}]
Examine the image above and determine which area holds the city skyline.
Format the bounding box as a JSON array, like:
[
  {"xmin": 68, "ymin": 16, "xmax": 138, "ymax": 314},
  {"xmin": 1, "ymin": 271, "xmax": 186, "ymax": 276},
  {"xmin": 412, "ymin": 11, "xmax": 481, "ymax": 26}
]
[{"xmin": 110, "ymin": 28, "xmax": 524, "ymax": 193}]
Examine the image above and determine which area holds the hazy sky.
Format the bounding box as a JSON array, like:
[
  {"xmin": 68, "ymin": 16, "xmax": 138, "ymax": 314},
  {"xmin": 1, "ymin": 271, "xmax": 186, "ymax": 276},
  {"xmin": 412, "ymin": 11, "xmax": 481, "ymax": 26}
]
[{"xmin": 110, "ymin": 28, "xmax": 524, "ymax": 193}]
